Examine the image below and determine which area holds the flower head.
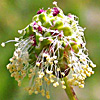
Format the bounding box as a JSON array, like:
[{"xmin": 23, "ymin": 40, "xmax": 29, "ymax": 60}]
[{"xmin": 2, "ymin": 1, "xmax": 96, "ymax": 99}]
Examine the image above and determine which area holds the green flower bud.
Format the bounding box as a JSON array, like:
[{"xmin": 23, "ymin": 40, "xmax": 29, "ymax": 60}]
[
  {"xmin": 59, "ymin": 26, "xmax": 73, "ymax": 36},
  {"xmin": 39, "ymin": 13, "xmax": 46, "ymax": 24},
  {"xmin": 52, "ymin": 20, "xmax": 63, "ymax": 29}
]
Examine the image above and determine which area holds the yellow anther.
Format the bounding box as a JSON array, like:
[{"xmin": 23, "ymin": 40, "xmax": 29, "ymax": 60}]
[
  {"xmin": 62, "ymin": 85, "xmax": 66, "ymax": 89},
  {"xmin": 1, "ymin": 42, "xmax": 5, "ymax": 47},
  {"xmin": 77, "ymin": 75, "xmax": 83, "ymax": 80},
  {"xmin": 32, "ymin": 72, "xmax": 35, "ymax": 75},
  {"xmin": 53, "ymin": 56, "xmax": 57, "ymax": 59},
  {"xmin": 87, "ymin": 67, "xmax": 92, "ymax": 72},
  {"xmin": 30, "ymin": 68, "xmax": 33, "ymax": 72},
  {"xmin": 90, "ymin": 63, "xmax": 96, "ymax": 68},
  {"xmin": 36, "ymin": 62, "xmax": 40, "ymax": 67},
  {"xmin": 36, "ymin": 87, "xmax": 40, "ymax": 92},
  {"xmin": 39, "ymin": 74, "xmax": 43, "ymax": 78},
  {"xmin": 22, "ymin": 70, "xmax": 26, "ymax": 74},
  {"xmin": 86, "ymin": 72, "xmax": 91, "ymax": 77},
  {"xmin": 54, "ymin": 60, "xmax": 58, "ymax": 64},
  {"xmin": 47, "ymin": 80, "xmax": 51, "ymax": 85},
  {"xmin": 18, "ymin": 80, "xmax": 21, "ymax": 87},
  {"xmin": 78, "ymin": 69, "xmax": 83, "ymax": 73},
  {"xmin": 17, "ymin": 58, "xmax": 22, "ymax": 62},
  {"xmin": 9, "ymin": 58, "xmax": 13, "ymax": 62},
  {"xmin": 31, "ymin": 87, "xmax": 35, "ymax": 91},
  {"xmin": 15, "ymin": 78, "xmax": 19, "ymax": 81},
  {"xmin": 56, "ymin": 82, "xmax": 59, "ymax": 86},
  {"xmin": 11, "ymin": 73, "xmax": 15, "ymax": 77},
  {"xmin": 72, "ymin": 67, "xmax": 74, "ymax": 71},
  {"xmin": 86, "ymin": 64, "xmax": 88, "ymax": 68},
  {"xmin": 91, "ymin": 71, "xmax": 94, "ymax": 74},
  {"xmin": 72, "ymin": 74, "xmax": 77, "ymax": 78},
  {"xmin": 34, "ymin": 91, "xmax": 38, "ymax": 94},
  {"xmin": 79, "ymin": 84, "xmax": 84, "ymax": 88},
  {"xmin": 73, "ymin": 81, "xmax": 79, "ymax": 86},
  {"xmin": 81, "ymin": 73, "xmax": 86, "ymax": 78},
  {"xmin": 61, "ymin": 72, "xmax": 65, "ymax": 77},
  {"xmin": 50, "ymin": 79, "xmax": 54, "ymax": 83},
  {"xmin": 28, "ymin": 74, "xmax": 32, "ymax": 79},
  {"xmin": 41, "ymin": 89, "xmax": 45, "ymax": 93},
  {"xmin": 61, "ymin": 81, "xmax": 65, "ymax": 85},
  {"xmin": 46, "ymin": 91, "xmax": 49, "ymax": 95},
  {"xmin": 81, "ymin": 81, "xmax": 85, "ymax": 84},
  {"xmin": 6, "ymin": 64, "xmax": 11, "ymax": 69},
  {"xmin": 49, "ymin": 61, "xmax": 53, "ymax": 65},
  {"xmin": 83, "ymin": 58, "xmax": 86, "ymax": 61},
  {"xmin": 15, "ymin": 37, "xmax": 19, "ymax": 41},
  {"xmin": 43, "ymin": 53, "xmax": 48, "ymax": 57},
  {"xmin": 46, "ymin": 70, "xmax": 53, "ymax": 74},
  {"xmin": 44, "ymin": 77, "xmax": 48, "ymax": 81},
  {"xmin": 13, "ymin": 68, "xmax": 17, "ymax": 72},
  {"xmin": 46, "ymin": 56, "xmax": 50, "ymax": 61},
  {"xmin": 29, "ymin": 90, "xmax": 33, "ymax": 95},
  {"xmin": 67, "ymin": 79, "xmax": 74, "ymax": 85},
  {"xmin": 39, "ymin": 37, "xmax": 43, "ymax": 41},
  {"xmin": 39, "ymin": 82, "xmax": 42, "ymax": 86},
  {"xmin": 41, "ymin": 72, "xmax": 44, "ymax": 75},
  {"xmin": 41, "ymin": 93, "xmax": 45, "ymax": 96},
  {"xmin": 81, "ymin": 65, "xmax": 86, "ymax": 69},
  {"xmin": 9, "ymin": 69, "xmax": 13, "ymax": 73},
  {"xmin": 46, "ymin": 95, "xmax": 50, "ymax": 99},
  {"xmin": 53, "ymin": 83, "xmax": 57, "ymax": 87},
  {"xmin": 24, "ymin": 87, "xmax": 30, "ymax": 91},
  {"xmin": 57, "ymin": 68, "xmax": 60, "ymax": 71},
  {"xmin": 53, "ymin": 82, "xmax": 59, "ymax": 87}
]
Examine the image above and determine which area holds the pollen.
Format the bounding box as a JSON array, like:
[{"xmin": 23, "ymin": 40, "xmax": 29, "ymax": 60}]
[{"xmin": 36, "ymin": 62, "xmax": 40, "ymax": 66}]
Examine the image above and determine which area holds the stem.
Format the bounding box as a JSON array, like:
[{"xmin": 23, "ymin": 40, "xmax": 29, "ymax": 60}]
[{"xmin": 63, "ymin": 77, "xmax": 78, "ymax": 100}]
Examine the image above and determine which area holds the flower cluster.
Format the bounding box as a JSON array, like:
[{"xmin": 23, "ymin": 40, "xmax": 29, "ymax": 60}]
[{"xmin": 1, "ymin": 1, "xmax": 96, "ymax": 99}]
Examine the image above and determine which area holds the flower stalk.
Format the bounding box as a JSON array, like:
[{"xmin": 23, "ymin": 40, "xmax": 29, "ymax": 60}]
[{"xmin": 64, "ymin": 77, "xmax": 78, "ymax": 100}]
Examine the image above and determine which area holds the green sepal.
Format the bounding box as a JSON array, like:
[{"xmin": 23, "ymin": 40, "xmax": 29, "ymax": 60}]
[
  {"xmin": 29, "ymin": 53, "xmax": 37, "ymax": 64},
  {"xmin": 41, "ymin": 38, "xmax": 52, "ymax": 47},
  {"xmin": 57, "ymin": 13, "xmax": 64, "ymax": 18},
  {"xmin": 32, "ymin": 15, "xmax": 38, "ymax": 22},
  {"xmin": 61, "ymin": 41, "xmax": 67, "ymax": 47},
  {"xmin": 50, "ymin": 17, "xmax": 56, "ymax": 25},
  {"xmin": 44, "ymin": 32, "xmax": 51, "ymax": 37},
  {"xmin": 52, "ymin": 20, "xmax": 63, "ymax": 29},
  {"xmin": 23, "ymin": 25, "xmax": 34, "ymax": 38},
  {"xmin": 35, "ymin": 32, "xmax": 42, "ymax": 45},
  {"xmin": 43, "ymin": 21, "xmax": 51, "ymax": 28},
  {"xmin": 58, "ymin": 26, "xmax": 73, "ymax": 36},
  {"xmin": 34, "ymin": 38, "xmax": 52, "ymax": 55},
  {"xmin": 59, "ymin": 48, "xmax": 64, "ymax": 58},
  {"xmin": 46, "ymin": 9, "xmax": 51, "ymax": 15},
  {"xmin": 72, "ymin": 44, "xmax": 81, "ymax": 53},
  {"xmin": 39, "ymin": 13, "xmax": 46, "ymax": 24}
]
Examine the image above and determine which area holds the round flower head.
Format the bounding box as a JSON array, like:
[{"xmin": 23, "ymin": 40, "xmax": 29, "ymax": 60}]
[{"xmin": 2, "ymin": 1, "xmax": 96, "ymax": 99}]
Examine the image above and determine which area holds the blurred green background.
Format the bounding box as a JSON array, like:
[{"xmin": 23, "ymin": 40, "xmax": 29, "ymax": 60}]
[{"xmin": 0, "ymin": 0, "xmax": 100, "ymax": 100}]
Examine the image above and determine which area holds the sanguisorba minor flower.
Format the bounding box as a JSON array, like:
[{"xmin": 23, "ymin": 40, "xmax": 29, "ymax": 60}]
[{"xmin": 1, "ymin": 1, "xmax": 96, "ymax": 99}]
